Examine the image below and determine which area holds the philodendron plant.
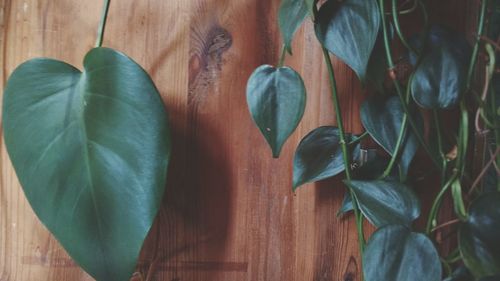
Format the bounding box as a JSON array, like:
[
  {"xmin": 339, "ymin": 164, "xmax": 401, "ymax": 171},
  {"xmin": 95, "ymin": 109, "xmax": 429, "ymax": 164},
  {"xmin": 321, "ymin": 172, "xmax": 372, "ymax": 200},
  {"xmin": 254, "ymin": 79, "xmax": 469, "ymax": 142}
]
[
  {"xmin": 2, "ymin": 1, "xmax": 170, "ymax": 281},
  {"xmin": 247, "ymin": 0, "xmax": 500, "ymax": 280}
]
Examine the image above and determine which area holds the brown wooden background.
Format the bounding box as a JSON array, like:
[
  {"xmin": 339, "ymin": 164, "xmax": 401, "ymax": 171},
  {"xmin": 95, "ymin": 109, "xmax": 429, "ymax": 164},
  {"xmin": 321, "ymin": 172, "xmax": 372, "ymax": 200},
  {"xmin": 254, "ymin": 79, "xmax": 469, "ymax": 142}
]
[{"xmin": 0, "ymin": 0, "xmax": 475, "ymax": 280}]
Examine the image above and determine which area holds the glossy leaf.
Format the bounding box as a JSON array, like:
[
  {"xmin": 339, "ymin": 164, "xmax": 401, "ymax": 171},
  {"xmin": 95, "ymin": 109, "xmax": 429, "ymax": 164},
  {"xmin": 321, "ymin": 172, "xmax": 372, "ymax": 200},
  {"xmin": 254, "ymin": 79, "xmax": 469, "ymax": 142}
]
[
  {"xmin": 364, "ymin": 225, "xmax": 442, "ymax": 281},
  {"xmin": 315, "ymin": 0, "xmax": 380, "ymax": 82},
  {"xmin": 345, "ymin": 180, "xmax": 420, "ymax": 227},
  {"xmin": 292, "ymin": 126, "xmax": 359, "ymax": 190},
  {"xmin": 247, "ymin": 65, "xmax": 306, "ymax": 158},
  {"xmin": 459, "ymin": 192, "xmax": 500, "ymax": 278},
  {"xmin": 337, "ymin": 192, "xmax": 353, "ymax": 217},
  {"xmin": 279, "ymin": 0, "xmax": 309, "ymax": 53},
  {"xmin": 3, "ymin": 48, "xmax": 171, "ymax": 281},
  {"xmin": 410, "ymin": 26, "xmax": 470, "ymax": 109},
  {"xmin": 360, "ymin": 96, "xmax": 422, "ymax": 177}
]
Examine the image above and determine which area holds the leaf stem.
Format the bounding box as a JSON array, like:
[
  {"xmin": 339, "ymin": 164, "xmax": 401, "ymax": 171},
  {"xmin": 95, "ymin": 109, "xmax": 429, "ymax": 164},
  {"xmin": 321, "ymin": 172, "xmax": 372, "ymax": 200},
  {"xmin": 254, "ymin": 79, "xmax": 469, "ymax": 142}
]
[
  {"xmin": 95, "ymin": 0, "xmax": 111, "ymax": 48},
  {"xmin": 278, "ymin": 45, "xmax": 287, "ymax": 68},
  {"xmin": 322, "ymin": 47, "xmax": 366, "ymax": 258},
  {"xmin": 425, "ymin": 171, "xmax": 458, "ymax": 234},
  {"xmin": 391, "ymin": 0, "xmax": 418, "ymax": 54},
  {"xmin": 348, "ymin": 131, "xmax": 369, "ymax": 146},
  {"xmin": 465, "ymin": 0, "xmax": 488, "ymax": 92}
]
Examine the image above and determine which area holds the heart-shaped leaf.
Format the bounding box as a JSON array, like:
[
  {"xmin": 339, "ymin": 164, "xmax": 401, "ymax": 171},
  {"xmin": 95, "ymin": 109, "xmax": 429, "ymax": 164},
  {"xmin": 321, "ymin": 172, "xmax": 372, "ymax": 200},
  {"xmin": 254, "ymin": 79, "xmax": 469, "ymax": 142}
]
[
  {"xmin": 3, "ymin": 47, "xmax": 171, "ymax": 281},
  {"xmin": 292, "ymin": 126, "xmax": 359, "ymax": 190},
  {"xmin": 345, "ymin": 180, "xmax": 420, "ymax": 227},
  {"xmin": 361, "ymin": 96, "xmax": 422, "ymax": 177},
  {"xmin": 315, "ymin": 0, "xmax": 380, "ymax": 82},
  {"xmin": 459, "ymin": 192, "xmax": 500, "ymax": 278},
  {"xmin": 247, "ymin": 65, "xmax": 306, "ymax": 158},
  {"xmin": 279, "ymin": 0, "xmax": 309, "ymax": 53},
  {"xmin": 410, "ymin": 26, "xmax": 470, "ymax": 109},
  {"xmin": 363, "ymin": 225, "xmax": 442, "ymax": 281}
]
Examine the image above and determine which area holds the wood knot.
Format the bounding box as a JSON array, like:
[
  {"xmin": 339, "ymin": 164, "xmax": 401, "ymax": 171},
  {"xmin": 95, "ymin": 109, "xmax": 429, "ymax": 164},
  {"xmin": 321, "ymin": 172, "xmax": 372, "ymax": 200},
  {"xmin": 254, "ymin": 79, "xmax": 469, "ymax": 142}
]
[{"xmin": 189, "ymin": 24, "xmax": 233, "ymax": 104}]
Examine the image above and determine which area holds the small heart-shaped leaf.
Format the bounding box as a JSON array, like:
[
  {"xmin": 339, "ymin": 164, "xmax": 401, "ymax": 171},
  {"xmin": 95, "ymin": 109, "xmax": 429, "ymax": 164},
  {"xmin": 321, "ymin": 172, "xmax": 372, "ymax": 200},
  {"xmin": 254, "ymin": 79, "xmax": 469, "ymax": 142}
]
[
  {"xmin": 247, "ymin": 65, "xmax": 306, "ymax": 158},
  {"xmin": 345, "ymin": 180, "xmax": 421, "ymax": 227},
  {"xmin": 315, "ymin": 0, "xmax": 380, "ymax": 82},
  {"xmin": 3, "ymin": 47, "xmax": 171, "ymax": 281},
  {"xmin": 292, "ymin": 126, "xmax": 359, "ymax": 190},
  {"xmin": 410, "ymin": 26, "xmax": 470, "ymax": 109},
  {"xmin": 279, "ymin": 0, "xmax": 309, "ymax": 53},
  {"xmin": 363, "ymin": 225, "xmax": 442, "ymax": 281},
  {"xmin": 361, "ymin": 96, "xmax": 422, "ymax": 177},
  {"xmin": 459, "ymin": 192, "xmax": 500, "ymax": 279}
]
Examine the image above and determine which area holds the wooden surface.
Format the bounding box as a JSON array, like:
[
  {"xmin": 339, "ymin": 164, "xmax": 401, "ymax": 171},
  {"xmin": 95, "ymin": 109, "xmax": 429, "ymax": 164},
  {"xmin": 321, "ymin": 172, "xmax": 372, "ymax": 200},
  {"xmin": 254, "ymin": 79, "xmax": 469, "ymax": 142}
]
[{"xmin": 0, "ymin": 0, "xmax": 472, "ymax": 280}]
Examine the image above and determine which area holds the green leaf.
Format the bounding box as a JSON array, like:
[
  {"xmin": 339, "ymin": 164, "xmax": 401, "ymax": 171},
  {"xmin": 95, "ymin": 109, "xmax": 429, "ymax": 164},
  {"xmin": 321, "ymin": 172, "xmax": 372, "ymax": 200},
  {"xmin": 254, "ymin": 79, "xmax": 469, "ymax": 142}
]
[
  {"xmin": 279, "ymin": 0, "xmax": 309, "ymax": 53},
  {"xmin": 360, "ymin": 96, "xmax": 422, "ymax": 177},
  {"xmin": 292, "ymin": 126, "xmax": 359, "ymax": 190},
  {"xmin": 337, "ymin": 192, "xmax": 353, "ymax": 217},
  {"xmin": 411, "ymin": 45, "xmax": 467, "ymax": 109},
  {"xmin": 345, "ymin": 180, "xmax": 420, "ymax": 227},
  {"xmin": 459, "ymin": 192, "xmax": 500, "ymax": 279},
  {"xmin": 410, "ymin": 26, "xmax": 470, "ymax": 109},
  {"xmin": 315, "ymin": 0, "xmax": 380, "ymax": 82},
  {"xmin": 3, "ymin": 48, "xmax": 170, "ymax": 281},
  {"xmin": 247, "ymin": 65, "xmax": 306, "ymax": 158},
  {"xmin": 363, "ymin": 225, "xmax": 442, "ymax": 281}
]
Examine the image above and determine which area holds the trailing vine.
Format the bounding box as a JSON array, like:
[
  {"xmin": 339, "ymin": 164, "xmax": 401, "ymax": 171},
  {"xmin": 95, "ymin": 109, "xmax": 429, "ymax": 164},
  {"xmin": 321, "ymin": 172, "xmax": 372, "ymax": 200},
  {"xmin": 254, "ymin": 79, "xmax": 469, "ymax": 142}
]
[{"xmin": 246, "ymin": 0, "xmax": 500, "ymax": 280}]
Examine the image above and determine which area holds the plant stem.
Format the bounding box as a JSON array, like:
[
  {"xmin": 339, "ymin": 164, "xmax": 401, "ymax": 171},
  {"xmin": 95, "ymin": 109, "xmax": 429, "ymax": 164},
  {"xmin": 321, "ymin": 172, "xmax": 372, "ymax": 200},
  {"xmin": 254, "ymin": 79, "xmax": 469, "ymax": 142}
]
[
  {"xmin": 391, "ymin": 0, "xmax": 418, "ymax": 54},
  {"xmin": 278, "ymin": 45, "xmax": 287, "ymax": 68},
  {"xmin": 348, "ymin": 131, "xmax": 369, "ymax": 146},
  {"xmin": 95, "ymin": 0, "xmax": 111, "ymax": 48},
  {"xmin": 425, "ymin": 172, "xmax": 458, "ymax": 234},
  {"xmin": 378, "ymin": 0, "xmax": 441, "ymax": 169},
  {"xmin": 465, "ymin": 0, "xmax": 488, "ymax": 92},
  {"xmin": 322, "ymin": 47, "xmax": 366, "ymax": 258}
]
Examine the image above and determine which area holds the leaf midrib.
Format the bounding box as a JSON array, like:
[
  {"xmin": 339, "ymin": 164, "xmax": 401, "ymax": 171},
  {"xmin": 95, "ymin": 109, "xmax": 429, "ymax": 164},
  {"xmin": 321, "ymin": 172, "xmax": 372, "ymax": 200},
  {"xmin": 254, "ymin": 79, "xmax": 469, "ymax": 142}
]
[{"xmin": 75, "ymin": 71, "xmax": 111, "ymax": 278}]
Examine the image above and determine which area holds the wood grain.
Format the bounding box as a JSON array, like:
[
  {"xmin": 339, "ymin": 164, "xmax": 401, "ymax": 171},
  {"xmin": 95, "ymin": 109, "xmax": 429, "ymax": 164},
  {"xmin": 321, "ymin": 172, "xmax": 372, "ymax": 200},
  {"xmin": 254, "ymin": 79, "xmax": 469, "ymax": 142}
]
[{"xmin": 0, "ymin": 0, "xmax": 472, "ymax": 280}]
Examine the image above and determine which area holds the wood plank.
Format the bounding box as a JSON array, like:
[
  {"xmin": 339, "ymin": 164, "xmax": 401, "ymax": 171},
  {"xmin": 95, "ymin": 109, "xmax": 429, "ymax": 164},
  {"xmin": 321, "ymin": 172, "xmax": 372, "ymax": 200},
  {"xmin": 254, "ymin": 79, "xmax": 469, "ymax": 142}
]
[{"xmin": 0, "ymin": 0, "xmax": 471, "ymax": 280}]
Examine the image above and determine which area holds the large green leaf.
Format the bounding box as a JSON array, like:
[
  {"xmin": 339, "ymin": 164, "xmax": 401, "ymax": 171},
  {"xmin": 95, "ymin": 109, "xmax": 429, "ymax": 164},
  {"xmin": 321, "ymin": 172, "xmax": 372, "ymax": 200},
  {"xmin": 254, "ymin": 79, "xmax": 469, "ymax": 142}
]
[
  {"xmin": 410, "ymin": 26, "xmax": 470, "ymax": 109},
  {"xmin": 363, "ymin": 225, "xmax": 442, "ymax": 281},
  {"xmin": 292, "ymin": 126, "xmax": 359, "ymax": 190},
  {"xmin": 345, "ymin": 180, "xmax": 420, "ymax": 227},
  {"xmin": 278, "ymin": 0, "xmax": 309, "ymax": 53},
  {"xmin": 360, "ymin": 96, "xmax": 422, "ymax": 177},
  {"xmin": 315, "ymin": 0, "xmax": 380, "ymax": 82},
  {"xmin": 247, "ymin": 65, "xmax": 306, "ymax": 158},
  {"xmin": 459, "ymin": 192, "xmax": 500, "ymax": 279},
  {"xmin": 3, "ymin": 47, "xmax": 171, "ymax": 281}
]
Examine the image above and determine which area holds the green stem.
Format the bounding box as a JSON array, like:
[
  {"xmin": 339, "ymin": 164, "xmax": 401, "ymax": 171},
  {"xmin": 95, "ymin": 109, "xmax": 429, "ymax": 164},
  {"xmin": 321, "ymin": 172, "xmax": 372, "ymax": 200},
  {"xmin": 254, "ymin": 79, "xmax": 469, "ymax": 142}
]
[
  {"xmin": 322, "ymin": 47, "xmax": 366, "ymax": 256},
  {"xmin": 381, "ymin": 112, "xmax": 408, "ymax": 179},
  {"xmin": 348, "ymin": 131, "xmax": 369, "ymax": 146},
  {"xmin": 391, "ymin": 0, "xmax": 418, "ymax": 54},
  {"xmin": 95, "ymin": 0, "xmax": 111, "ymax": 48},
  {"xmin": 465, "ymin": 0, "xmax": 488, "ymax": 92},
  {"xmin": 433, "ymin": 110, "xmax": 446, "ymax": 163},
  {"xmin": 425, "ymin": 171, "xmax": 458, "ymax": 234},
  {"xmin": 278, "ymin": 45, "xmax": 287, "ymax": 68},
  {"xmin": 379, "ymin": 0, "xmax": 441, "ymax": 169}
]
